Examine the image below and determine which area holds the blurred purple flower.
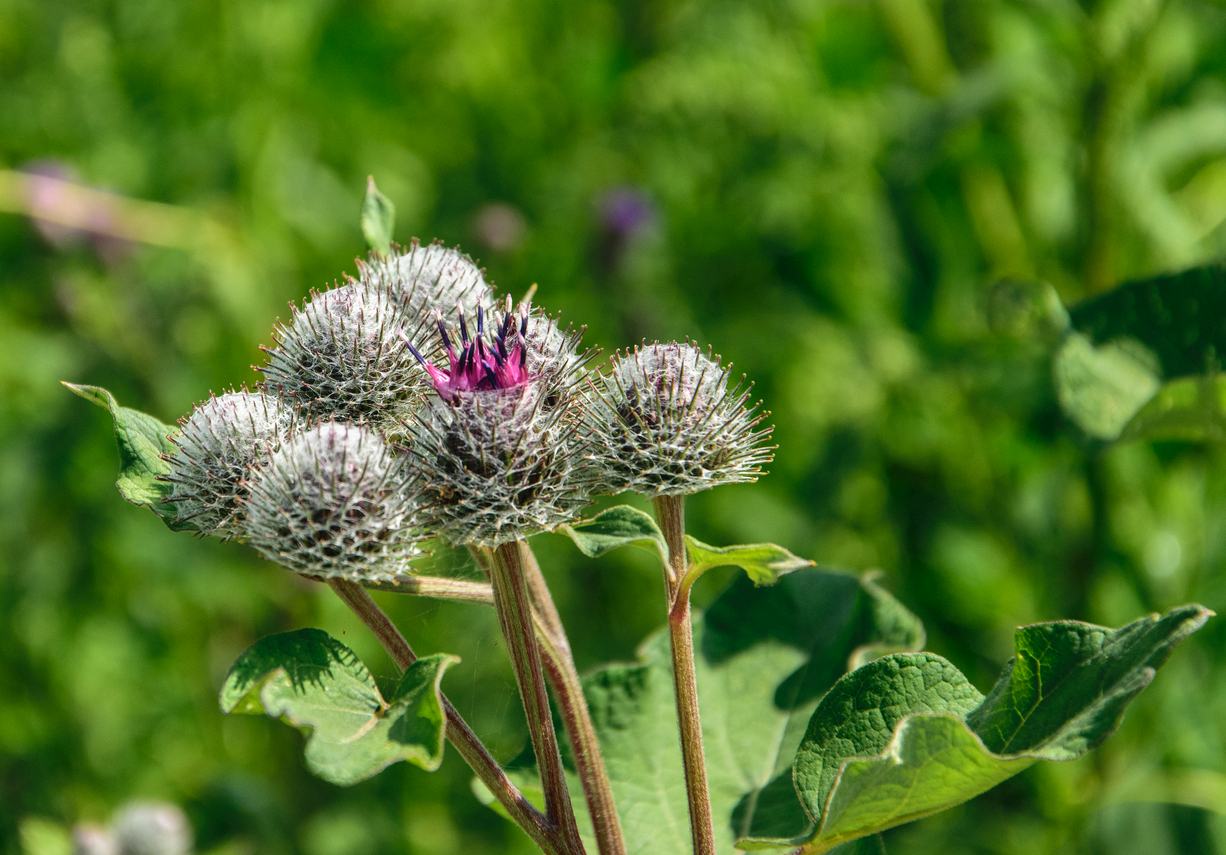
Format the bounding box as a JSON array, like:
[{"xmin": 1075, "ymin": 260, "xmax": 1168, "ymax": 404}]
[
  {"xmin": 595, "ymin": 186, "xmax": 656, "ymax": 275},
  {"xmin": 599, "ymin": 187, "xmax": 656, "ymax": 239}
]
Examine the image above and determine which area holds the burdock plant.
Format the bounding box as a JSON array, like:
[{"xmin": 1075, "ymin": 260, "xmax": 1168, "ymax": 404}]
[{"xmin": 68, "ymin": 181, "xmax": 1212, "ymax": 855}]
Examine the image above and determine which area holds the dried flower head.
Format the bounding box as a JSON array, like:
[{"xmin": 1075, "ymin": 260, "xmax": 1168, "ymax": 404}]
[
  {"xmin": 243, "ymin": 422, "xmax": 422, "ymax": 581},
  {"xmin": 402, "ymin": 301, "xmax": 594, "ymax": 546},
  {"xmin": 590, "ymin": 341, "xmax": 773, "ymax": 496},
  {"xmin": 261, "ymin": 282, "xmax": 424, "ymax": 426},
  {"xmin": 360, "ymin": 239, "xmax": 493, "ymax": 324},
  {"xmin": 164, "ymin": 390, "xmax": 292, "ymax": 537}
]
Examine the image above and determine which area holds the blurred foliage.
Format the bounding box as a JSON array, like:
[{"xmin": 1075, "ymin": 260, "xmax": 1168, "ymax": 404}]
[{"xmin": 3, "ymin": 0, "xmax": 1226, "ymax": 853}]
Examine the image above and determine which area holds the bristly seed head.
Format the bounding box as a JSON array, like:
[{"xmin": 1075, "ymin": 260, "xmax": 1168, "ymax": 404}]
[
  {"xmin": 242, "ymin": 422, "xmax": 422, "ymax": 582},
  {"xmin": 400, "ymin": 303, "xmax": 595, "ymax": 546},
  {"xmin": 164, "ymin": 390, "xmax": 292, "ymax": 538},
  {"xmin": 589, "ymin": 341, "xmax": 774, "ymax": 496}
]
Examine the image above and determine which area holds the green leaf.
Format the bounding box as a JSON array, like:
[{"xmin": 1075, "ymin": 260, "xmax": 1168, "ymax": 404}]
[
  {"xmin": 1054, "ymin": 333, "xmax": 1163, "ymax": 442},
  {"xmin": 554, "ymin": 505, "xmax": 667, "ymax": 561},
  {"xmin": 63, "ymin": 381, "xmax": 184, "ymax": 527},
  {"xmin": 743, "ymin": 604, "xmax": 1211, "ymax": 853},
  {"xmin": 479, "ymin": 568, "xmax": 925, "ymax": 853},
  {"xmin": 361, "ymin": 176, "xmax": 395, "ymax": 256},
  {"xmin": 1051, "ymin": 263, "xmax": 1226, "ymax": 441},
  {"xmin": 220, "ymin": 628, "xmax": 457, "ymax": 786},
  {"xmin": 684, "ymin": 536, "xmax": 814, "ymax": 587}
]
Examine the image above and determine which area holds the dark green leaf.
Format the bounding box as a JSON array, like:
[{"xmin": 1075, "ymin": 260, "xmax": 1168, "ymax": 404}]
[
  {"xmin": 361, "ymin": 176, "xmax": 395, "ymax": 256},
  {"xmin": 742, "ymin": 605, "xmax": 1211, "ymax": 853},
  {"xmin": 63, "ymin": 381, "xmax": 184, "ymax": 527},
  {"xmin": 220, "ymin": 628, "xmax": 456, "ymax": 786},
  {"xmin": 554, "ymin": 505, "xmax": 666, "ymax": 561}
]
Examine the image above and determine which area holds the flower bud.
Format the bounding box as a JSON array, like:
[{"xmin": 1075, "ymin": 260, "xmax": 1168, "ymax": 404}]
[
  {"xmin": 359, "ymin": 239, "xmax": 492, "ymax": 325},
  {"xmin": 243, "ymin": 422, "xmax": 422, "ymax": 581},
  {"xmin": 111, "ymin": 802, "xmax": 192, "ymax": 855},
  {"xmin": 261, "ymin": 282, "xmax": 423, "ymax": 426},
  {"xmin": 401, "ymin": 303, "xmax": 593, "ymax": 546},
  {"xmin": 165, "ymin": 390, "xmax": 291, "ymax": 538},
  {"xmin": 590, "ymin": 341, "xmax": 773, "ymax": 496}
]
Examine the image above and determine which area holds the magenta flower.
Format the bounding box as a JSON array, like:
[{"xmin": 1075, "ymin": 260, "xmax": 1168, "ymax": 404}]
[
  {"xmin": 399, "ymin": 301, "xmax": 595, "ymax": 546},
  {"xmin": 403, "ymin": 301, "xmax": 533, "ymax": 401}
]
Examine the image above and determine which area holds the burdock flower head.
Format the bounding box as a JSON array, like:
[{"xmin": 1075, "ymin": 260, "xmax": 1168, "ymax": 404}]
[
  {"xmin": 360, "ymin": 239, "xmax": 492, "ymax": 321},
  {"xmin": 401, "ymin": 298, "xmax": 594, "ymax": 546},
  {"xmin": 590, "ymin": 341, "xmax": 773, "ymax": 496},
  {"xmin": 261, "ymin": 281, "xmax": 424, "ymax": 427},
  {"xmin": 243, "ymin": 421, "xmax": 422, "ymax": 581},
  {"xmin": 164, "ymin": 390, "xmax": 292, "ymax": 538}
]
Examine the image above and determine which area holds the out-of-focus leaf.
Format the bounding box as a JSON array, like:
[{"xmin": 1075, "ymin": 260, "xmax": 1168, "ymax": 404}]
[
  {"xmin": 361, "ymin": 176, "xmax": 395, "ymax": 257},
  {"xmin": 740, "ymin": 605, "xmax": 1211, "ymax": 853},
  {"xmin": 554, "ymin": 505, "xmax": 667, "ymax": 561},
  {"xmin": 220, "ymin": 629, "xmax": 456, "ymax": 786},
  {"xmin": 1051, "ymin": 264, "xmax": 1226, "ymax": 441},
  {"xmin": 987, "ymin": 278, "xmax": 1070, "ymax": 341},
  {"xmin": 63, "ymin": 382, "xmax": 185, "ymax": 527}
]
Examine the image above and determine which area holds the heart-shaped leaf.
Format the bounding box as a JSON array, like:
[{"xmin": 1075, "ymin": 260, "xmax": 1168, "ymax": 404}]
[
  {"xmin": 554, "ymin": 505, "xmax": 667, "ymax": 561},
  {"xmin": 220, "ymin": 629, "xmax": 457, "ymax": 786},
  {"xmin": 741, "ymin": 604, "xmax": 1211, "ymax": 853},
  {"xmin": 63, "ymin": 382, "xmax": 185, "ymax": 527}
]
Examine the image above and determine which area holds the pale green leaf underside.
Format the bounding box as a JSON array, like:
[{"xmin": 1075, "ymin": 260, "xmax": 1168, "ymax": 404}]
[
  {"xmin": 220, "ymin": 628, "xmax": 456, "ymax": 785},
  {"xmin": 63, "ymin": 381, "xmax": 184, "ymax": 526},
  {"xmin": 481, "ymin": 568, "xmax": 925, "ymax": 853},
  {"xmin": 685, "ymin": 536, "xmax": 815, "ymax": 587},
  {"xmin": 742, "ymin": 604, "xmax": 1211, "ymax": 853},
  {"xmin": 1048, "ymin": 263, "xmax": 1226, "ymax": 441},
  {"xmin": 554, "ymin": 504, "xmax": 667, "ymax": 561},
  {"xmin": 361, "ymin": 176, "xmax": 396, "ymax": 256}
]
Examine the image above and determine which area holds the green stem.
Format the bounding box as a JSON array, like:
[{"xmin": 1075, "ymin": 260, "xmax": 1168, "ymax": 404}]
[
  {"xmin": 326, "ymin": 579, "xmax": 566, "ymax": 855},
  {"xmin": 652, "ymin": 495, "xmax": 716, "ymax": 855},
  {"xmin": 521, "ymin": 544, "xmax": 627, "ymax": 855},
  {"xmin": 490, "ymin": 543, "xmax": 587, "ymax": 854}
]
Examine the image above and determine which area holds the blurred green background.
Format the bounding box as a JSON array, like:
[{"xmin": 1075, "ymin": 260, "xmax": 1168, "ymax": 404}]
[{"xmin": 3, "ymin": 0, "xmax": 1226, "ymax": 852}]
